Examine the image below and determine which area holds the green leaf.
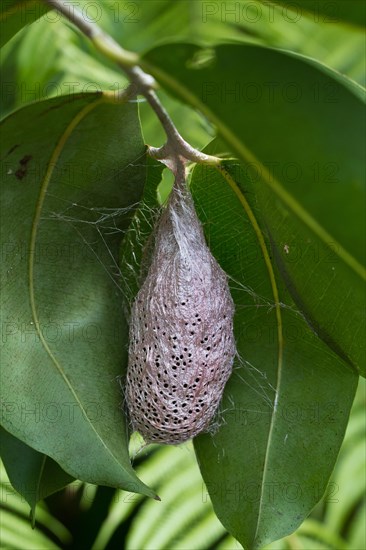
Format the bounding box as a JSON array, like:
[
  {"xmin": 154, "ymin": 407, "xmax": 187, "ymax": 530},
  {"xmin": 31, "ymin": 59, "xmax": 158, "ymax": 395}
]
[
  {"xmin": 269, "ymin": 0, "xmax": 366, "ymax": 28},
  {"xmin": 92, "ymin": 442, "xmax": 229, "ymax": 550},
  {"xmin": 323, "ymin": 379, "xmax": 366, "ymax": 539},
  {"xmin": 0, "ymin": 427, "xmax": 73, "ymax": 518},
  {"xmin": 0, "ymin": 459, "xmax": 72, "ymax": 548},
  {"xmin": 293, "ymin": 519, "xmax": 348, "ymax": 549},
  {"xmin": 213, "ymin": 1, "xmax": 366, "ymax": 87},
  {"xmin": 190, "ymin": 158, "xmax": 358, "ymax": 549},
  {"xmin": 0, "ymin": 92, "xmax": 156, "ymax": 498},
  {"xmin": 0, "ymin": 509, "xmax": 61, "ymax": 549},
  {"xmin": 0, "ymin": 13, "xmax": 127, "ymax": 119},
  {"xmin": 0, "ymin": 0, "xmax": 50, "ymax": 48},
  {"xmin": 142, "ymin": 42, "xmax": 366, "ymax": 374},
  {"xmin": 127, "ymin": 444, "xmax": 223, "ymax": 550}
]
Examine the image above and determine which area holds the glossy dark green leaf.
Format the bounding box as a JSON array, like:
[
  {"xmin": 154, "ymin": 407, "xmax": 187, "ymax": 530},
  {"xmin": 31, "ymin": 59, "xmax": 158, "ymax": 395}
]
[
  {"xmin": 142, "ymin": 42, "xmax": 366, "ymax": 374},
  {"xmin": 270, "ymin": 0, "xmax": 366, "ymax": 28},
  {"xmin": 190, "ymin": 157, "xmax": 358, "ymax": 549},
  {"xmin": 0, "ymin": 426, "xmax": 73, "ymax": 518},
  {"xmin": 0, "ymin": 0, "xmax": 50, "ymax": 48},
  {"xmin": 0, "ymin": 92, "xmax": 156, "ymax": 498}
]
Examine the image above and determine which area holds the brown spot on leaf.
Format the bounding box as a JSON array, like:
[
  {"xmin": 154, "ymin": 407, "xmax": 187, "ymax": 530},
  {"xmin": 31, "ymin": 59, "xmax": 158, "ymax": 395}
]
[
  {"xmin": 6, "ymin": 144, "xmax": 20, "ymax": 157},
  {"xmin": 20, "ymin": 154, "xmax": 32, "ymax": 166},
  {"xmin": 15, "ymin": 155, "xmax": 32, "ymax": 180},
  {"xmin": 15, "ymin": 169, "xmax": 26, "ymax": 180}
]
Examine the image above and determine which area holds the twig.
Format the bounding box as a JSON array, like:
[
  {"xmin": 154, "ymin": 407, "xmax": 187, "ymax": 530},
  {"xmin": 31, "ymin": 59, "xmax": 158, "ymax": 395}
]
[
  {"xmin": 44, "ymin": 0, "xmax": 221, "ymax": 167},
  {"xmin": 45, "ymin": 0, "xmax": 139, "ymax": 66}
]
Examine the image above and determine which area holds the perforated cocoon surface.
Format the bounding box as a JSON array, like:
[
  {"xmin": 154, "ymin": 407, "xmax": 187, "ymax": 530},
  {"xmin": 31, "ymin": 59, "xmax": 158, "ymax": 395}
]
[{"xmin": 126, "ymin": 173, "xmax": 236, "ymax": 444}]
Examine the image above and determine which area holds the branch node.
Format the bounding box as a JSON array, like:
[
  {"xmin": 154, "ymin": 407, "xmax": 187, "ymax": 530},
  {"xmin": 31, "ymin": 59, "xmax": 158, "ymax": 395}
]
[{"xmin": 44, "ymin": 0, "xmax": 221, "ymax": 168}]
